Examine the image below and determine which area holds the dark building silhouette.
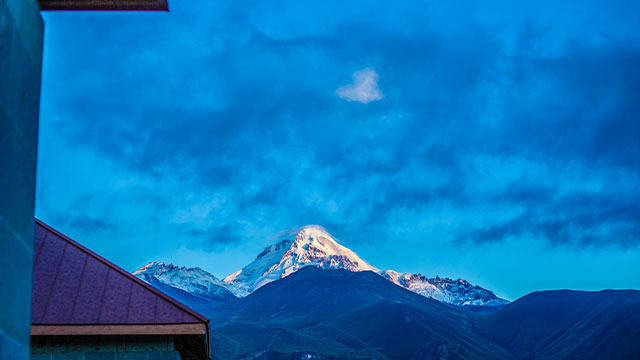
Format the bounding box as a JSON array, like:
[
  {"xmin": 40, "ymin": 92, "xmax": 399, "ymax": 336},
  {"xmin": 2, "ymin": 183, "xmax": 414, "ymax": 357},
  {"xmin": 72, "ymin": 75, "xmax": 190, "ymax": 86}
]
[
  {"xmin": 0, "ymin": 0, "xmax": 43, "ymax": 358},
  {"xmin": 0, "ymin": 1, "xmax": 167, "ymax": 359}
]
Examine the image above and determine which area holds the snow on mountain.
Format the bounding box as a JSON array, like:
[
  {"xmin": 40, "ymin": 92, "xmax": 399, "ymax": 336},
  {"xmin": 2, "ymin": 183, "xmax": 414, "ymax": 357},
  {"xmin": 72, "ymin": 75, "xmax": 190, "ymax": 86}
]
[
  {"xmin": 379, "ymin": 270, "xmax": 509, "ymax": 307},
  {"xmin": 133, "ymin": 261, "xmax": 249, "ymax": 298},
  {"xmin": 223, "ymin": 225, "xmax": 378, "ymax": 293},
  {"xmin": 134, "ymin": 225, "xmax": 508, "ymax": 308}
]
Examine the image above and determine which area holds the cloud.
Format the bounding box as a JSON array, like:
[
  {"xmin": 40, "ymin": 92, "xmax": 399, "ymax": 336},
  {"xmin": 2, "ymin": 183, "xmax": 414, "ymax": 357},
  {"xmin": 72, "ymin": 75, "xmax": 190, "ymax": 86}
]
[
  {"xmin": 336, "ymin": 68, "xmax": 383, "ymax": 103},
  {"xmin": 186, "ymin": 224, "xmax": 243, "ymax": 250},
  {"xmin": 53, "ymin": 214, "xmax": 115, "ymax": 234},
  {"xmin": 459, "ymin": 206, "xmax": 640, "ymax": 249},
  {"xmin": 38, "ymin": 0, "xmax": 640, "ymax": 260},
  {"xmin": 455, "ymin": 171, "xmax": 640, "ymax": 248}
]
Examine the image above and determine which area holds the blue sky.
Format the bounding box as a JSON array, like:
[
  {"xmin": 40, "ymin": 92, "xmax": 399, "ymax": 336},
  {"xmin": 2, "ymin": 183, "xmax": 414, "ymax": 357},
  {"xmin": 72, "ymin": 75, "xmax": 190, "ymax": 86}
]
[{"xmin": 36, "ymin": 0, "xmax": 640, "ymax": 300}]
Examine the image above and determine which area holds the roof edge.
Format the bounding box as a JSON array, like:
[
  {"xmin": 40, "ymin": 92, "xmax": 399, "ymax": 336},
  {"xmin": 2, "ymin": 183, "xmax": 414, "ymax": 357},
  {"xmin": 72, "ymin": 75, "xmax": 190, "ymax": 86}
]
[
  {"xmin": 31, "ymin": 323, "xmax": 206, "ymax": 336},
  {"xmin": 34, "ymin": 218, "xmax": 209, "ymax": 324}
]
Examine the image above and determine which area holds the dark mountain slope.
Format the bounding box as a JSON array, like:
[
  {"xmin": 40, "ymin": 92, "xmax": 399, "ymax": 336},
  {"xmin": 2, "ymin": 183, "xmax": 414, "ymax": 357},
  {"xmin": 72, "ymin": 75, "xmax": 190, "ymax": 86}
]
[
  {"xmin": 475, "ymin": 289, "xmax": 640, "ymax": 360},
  {"xmin": 207, "ymin": 267, "xmax": 514, "ymax": 360}
]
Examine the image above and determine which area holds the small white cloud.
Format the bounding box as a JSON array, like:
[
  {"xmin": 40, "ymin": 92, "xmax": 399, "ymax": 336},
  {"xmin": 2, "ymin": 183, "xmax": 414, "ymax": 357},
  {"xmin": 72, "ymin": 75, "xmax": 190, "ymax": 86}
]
[{"xmin": 336, "ymin": 68, "xmax": 383, "ymax": 104}]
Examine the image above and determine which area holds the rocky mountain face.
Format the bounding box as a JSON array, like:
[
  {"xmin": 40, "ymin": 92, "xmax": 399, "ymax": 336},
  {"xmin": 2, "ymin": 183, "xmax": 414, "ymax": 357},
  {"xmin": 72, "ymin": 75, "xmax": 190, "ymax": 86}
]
[
  {"xmin": 222, "ymin": 225, "xmax": 378, "ymax": 293},
  {"xmin": 380, "ymin": 270, "xmax": 508, "ymax": 307},
  {"xmin": 133, "ymin": 261, "xmax": 248, "ymax": 298},
  {"xmin": 134, "ymin": 225, "xmax": 508, "ymax": 309}
]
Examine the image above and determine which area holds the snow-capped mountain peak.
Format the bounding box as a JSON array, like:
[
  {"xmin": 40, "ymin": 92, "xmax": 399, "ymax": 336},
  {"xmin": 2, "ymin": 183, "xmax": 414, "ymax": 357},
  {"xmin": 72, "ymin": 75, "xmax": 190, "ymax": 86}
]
[
  {"xmin": 133, "ymin": 261, "xmax": 248, "ymax": 298},
  {"xmin": 379, "ymin": 270, "xmax": 509, "ymax": 307},
  {"xmin": 223, "ymin": 225, "xmax": 378, "ymax": 292},
  {"xmin": 134, "ymin": 226, "xmax": 509, "ymax": 308},
  {"xmin": 133, "ymin": 261, "xmax": 175, "ymax": 275}
]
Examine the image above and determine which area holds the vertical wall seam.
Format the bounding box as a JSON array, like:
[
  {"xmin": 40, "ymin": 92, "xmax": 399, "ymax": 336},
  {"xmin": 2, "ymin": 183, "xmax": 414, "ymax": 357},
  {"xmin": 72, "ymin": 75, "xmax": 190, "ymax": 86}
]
[
  {"xmin": 40, "ymin": 241, "xmax": 68, "ymax": 321},
  {"xmin": 96, "ymin": 268, "xmax": 111, "ymax": 323},
  {"xmin": 152, "ymin": 293, "xmax": 159, "ymax": 323},
  {"xmin": 33, "ymin": 229, "xmax": 49, "ymax": 267},
  {"xmin": 68, "ymin": 254, "xmax": 89, "ymax": 322},
  {"xmin": 124, "ymin": 277, "xmax": 134, "ymax": 323}
]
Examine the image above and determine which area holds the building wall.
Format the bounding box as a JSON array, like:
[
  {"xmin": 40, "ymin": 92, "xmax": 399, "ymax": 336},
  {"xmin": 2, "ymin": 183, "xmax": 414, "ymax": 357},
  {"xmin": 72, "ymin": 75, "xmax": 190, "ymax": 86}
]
[
  {"xmin": 32, "ymin": 352, "xmax": 180, "ymax": 360},
  {"xmin": 31, "ymin": 336, "xmax": 181, "ymax": 360},
  {"xmin": 0, "ymin": 0, "xmax": 43, "ymax": 359}
]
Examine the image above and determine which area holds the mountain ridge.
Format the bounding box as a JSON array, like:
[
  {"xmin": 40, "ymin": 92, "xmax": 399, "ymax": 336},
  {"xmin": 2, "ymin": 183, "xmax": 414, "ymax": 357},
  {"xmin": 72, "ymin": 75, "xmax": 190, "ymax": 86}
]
[
  {"xmin": 134, "ymin": 225, "xmax": 508, "ymax": 308},
  {"xmin": 475, "ymin": 289, "xmax": 640, "ymax": 359},
  {"xmin": 209, "ymin": 267, "xmax": 515, "ymax": 360},
  {"xmin": 129, "ymin": 227, "xmax": 640, "ymax": 359},
  {"xmin": 133, "ymin": 261, "xmax": 248, "ymax": 298}
]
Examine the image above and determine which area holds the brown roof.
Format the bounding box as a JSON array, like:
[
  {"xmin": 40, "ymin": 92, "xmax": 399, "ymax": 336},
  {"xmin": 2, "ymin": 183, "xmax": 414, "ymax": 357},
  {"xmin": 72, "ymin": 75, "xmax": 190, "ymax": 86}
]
[{"xmin": 32, "ymin": 218, "xmax": 209, "ymax": 326}]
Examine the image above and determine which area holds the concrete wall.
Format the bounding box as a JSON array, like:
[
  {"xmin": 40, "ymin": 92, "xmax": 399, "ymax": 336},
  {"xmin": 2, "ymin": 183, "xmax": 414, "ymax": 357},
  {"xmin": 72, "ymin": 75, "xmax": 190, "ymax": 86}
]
[{"xmin": 0, "ymin": 0, "xmax": 43, "ymax": 359}]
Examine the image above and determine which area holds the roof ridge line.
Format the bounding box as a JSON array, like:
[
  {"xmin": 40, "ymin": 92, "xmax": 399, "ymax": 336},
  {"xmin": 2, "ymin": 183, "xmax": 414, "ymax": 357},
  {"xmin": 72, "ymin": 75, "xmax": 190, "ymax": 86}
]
[{"xmin": 34, "ymin": 218, "xmax": 209, "ymax": 324}]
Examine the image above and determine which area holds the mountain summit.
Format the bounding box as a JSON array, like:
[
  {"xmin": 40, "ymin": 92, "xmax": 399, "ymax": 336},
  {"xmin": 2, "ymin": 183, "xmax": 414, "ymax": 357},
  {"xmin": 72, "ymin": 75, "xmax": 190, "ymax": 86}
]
[
  {"xmin": 136, "ymin": 225, "xmax": 508, "ymax": 308},
  {"xmin": 223, "ymin": 225, "xmax": 378, "ymax": 292}
]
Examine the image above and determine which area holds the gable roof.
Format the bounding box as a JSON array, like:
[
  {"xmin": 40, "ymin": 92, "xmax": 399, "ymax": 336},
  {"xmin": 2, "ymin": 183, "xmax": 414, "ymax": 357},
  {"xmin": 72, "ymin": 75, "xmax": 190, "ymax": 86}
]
[{"xmin": 32, "ymin": 218, "xmax": 208, "ymax": 325}]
